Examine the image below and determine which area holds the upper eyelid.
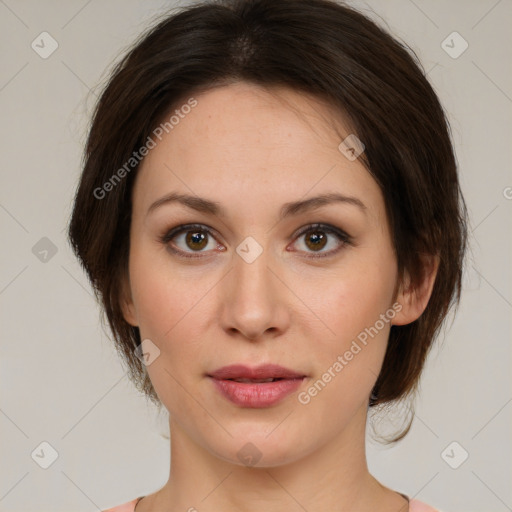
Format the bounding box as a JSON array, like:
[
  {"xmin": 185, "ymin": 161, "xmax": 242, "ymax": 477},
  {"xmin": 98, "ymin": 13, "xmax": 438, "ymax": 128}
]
[{"xmin": 163, "ymin": 223, "xmax": 221, "ymax": 242}]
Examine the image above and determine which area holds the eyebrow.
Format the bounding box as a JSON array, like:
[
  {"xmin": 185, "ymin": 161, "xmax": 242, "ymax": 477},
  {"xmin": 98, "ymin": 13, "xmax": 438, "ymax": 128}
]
[{"xmin": 146, "ymin": 191, "xmax": 367, "ymax": 220}]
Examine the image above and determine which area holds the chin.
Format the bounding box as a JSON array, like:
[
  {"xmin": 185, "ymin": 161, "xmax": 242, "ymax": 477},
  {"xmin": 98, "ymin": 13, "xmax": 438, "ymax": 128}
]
[{"xmin": 206, "ymin": 431, "xmax": 312, "ymax": 469}]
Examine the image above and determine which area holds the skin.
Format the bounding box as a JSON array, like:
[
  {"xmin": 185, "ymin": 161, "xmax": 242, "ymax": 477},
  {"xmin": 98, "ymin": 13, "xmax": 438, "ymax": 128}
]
[{"xmin": 121, "ymin": 82, "xmax": 438, "ymax": 512}]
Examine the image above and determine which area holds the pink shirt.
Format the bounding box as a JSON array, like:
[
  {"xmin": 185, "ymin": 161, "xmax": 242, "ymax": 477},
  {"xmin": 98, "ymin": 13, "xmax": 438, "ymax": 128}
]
[{"xmin": 102, "ymin": 495, "xmax": 442, "ymax": 511}]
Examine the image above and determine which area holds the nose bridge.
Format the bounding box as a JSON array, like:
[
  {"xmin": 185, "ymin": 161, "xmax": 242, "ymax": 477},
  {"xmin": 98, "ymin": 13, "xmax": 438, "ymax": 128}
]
[
  {"xmin": 220, "ymin": 239, "xmax": 286, "ymax": 340},
  {"xmin": 235, "ymin": 243, "xmax": 273, "ymax": 298}
]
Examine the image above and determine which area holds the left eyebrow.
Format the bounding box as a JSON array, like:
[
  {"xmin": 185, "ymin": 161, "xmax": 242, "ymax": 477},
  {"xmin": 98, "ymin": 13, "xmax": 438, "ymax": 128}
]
[
  {"xmin": 146, "ymin": 192, "xmax": 367, "ymax": 219},
  {"xmin": 279, "ymin": 193, "xmax": 367, "ymax": 219}
]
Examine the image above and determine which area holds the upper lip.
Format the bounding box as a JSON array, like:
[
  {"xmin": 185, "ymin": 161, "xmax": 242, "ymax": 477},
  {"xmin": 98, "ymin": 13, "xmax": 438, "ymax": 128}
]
[{"xmin": 208, "ymin": 364, "xmax": 305, "ymax": 380}]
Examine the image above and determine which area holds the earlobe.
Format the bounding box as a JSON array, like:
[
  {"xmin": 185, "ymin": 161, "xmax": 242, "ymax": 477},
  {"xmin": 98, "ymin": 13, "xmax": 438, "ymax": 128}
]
[
  {"xmin": 121, "ymin": 299, "xmax": 138, "ymax": 327},
  {"xmin": 120, "ymin": 277, "xmax": 138, "ymax": 327},
  {"xmin": 392, "ymin": 253, "xmax": 440, "ymax": 326}
]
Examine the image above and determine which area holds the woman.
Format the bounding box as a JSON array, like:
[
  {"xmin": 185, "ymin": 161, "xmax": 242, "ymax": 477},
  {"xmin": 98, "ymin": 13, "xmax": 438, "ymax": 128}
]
[{"xmin": 68, "ymin": 0, "xmax": 467, "ymax": 510}]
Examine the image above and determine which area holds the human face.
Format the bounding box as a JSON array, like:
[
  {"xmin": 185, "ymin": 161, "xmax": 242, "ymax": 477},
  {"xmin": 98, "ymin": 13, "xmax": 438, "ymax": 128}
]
[{"xmin": 122, "ymin": 82, "xmax": 401, "ymax": 467}]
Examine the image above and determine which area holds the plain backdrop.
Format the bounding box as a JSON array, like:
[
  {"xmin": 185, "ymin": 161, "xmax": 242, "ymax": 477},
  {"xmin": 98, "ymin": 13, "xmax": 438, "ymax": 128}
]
[{"xmin": 0, "ymin": 1, "xmax": 511, "ymax": 511}]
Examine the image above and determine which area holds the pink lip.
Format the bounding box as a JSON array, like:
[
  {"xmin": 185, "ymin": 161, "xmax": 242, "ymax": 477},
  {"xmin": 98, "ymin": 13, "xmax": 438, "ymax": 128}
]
[
  {"xmin": 207, "ymin": 364, "xmax": 306, "ymax": 408},
  {"xmin": 208, "ymin": 364, "xmax": 305, "ymax": 380}
]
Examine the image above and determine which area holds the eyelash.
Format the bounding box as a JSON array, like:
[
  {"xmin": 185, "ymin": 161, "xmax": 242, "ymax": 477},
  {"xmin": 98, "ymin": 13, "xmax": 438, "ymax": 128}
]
[{"xmin": 159, "ymin": 223, "xmax": 353, "ymax": 260}]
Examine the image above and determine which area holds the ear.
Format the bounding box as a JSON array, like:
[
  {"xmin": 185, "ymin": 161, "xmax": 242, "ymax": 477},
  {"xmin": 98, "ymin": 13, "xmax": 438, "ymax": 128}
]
[
  {"xmin": 119, "ymin": 273, "xmax": 138, "ymax": 327},
  {"xmin": 392, "ymin": 253, "xmax": 440, "ymax": 326}
]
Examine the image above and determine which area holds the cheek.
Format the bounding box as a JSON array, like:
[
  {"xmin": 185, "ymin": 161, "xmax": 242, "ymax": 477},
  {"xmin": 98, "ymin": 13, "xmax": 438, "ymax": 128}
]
[
  {"xmin": 298, "ymin": 285, "xmax": 392, "ymax": 420},
  {"xmin": 129, "ymin": 238, "xmax": 231, "ymax": 331},
  {"xmin": 132, "ymin": 274, "xmax": 212, "ymax": 367},
  {"xmin": 129, "ymin": 239, "xmax": 206, "ymax": 337},
  {"xmin": 304, "ymin": 247, "xmax": 397, "ymax": 390},
  {"xmin": 312, "ymin": 251, "xmax": 397, "ymax": 342},
  {"xmin": 129, "ymin": 258, "xmax": 211, "ymax": 408}
]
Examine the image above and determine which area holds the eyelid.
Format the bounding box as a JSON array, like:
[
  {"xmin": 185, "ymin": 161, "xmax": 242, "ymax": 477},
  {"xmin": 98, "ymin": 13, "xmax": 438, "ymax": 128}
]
[
  {"xmin": 161, "ymin": 223, "xmax": 220, "ymax": 244},
  {"xmin": 292, "ymin": 223, "xmax": 351, "ymax": 244},
  {"xmin": 160, "ymin": 223, "xmax": 223, "ymax": 259},
  {"xmin": 160, "ymin": 222, "xmax": 353, "ymax": 259},
  {"xmin": 289, "ymin": 223, "xmax": 353, "ymax": 258}
]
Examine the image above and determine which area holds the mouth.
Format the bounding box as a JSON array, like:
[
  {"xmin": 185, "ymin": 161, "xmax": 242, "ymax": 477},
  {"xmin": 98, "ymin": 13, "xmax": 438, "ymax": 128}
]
[
  {"xmin": 207, "ymin": 363, "xmax": 306, "ymax": 381},
  {"xmin": 224, "ymin": 377, "xmax": 288, "ymax": 383},
  {"xmin": 207, "ymin": 364, "xmax": 307, "ymax": 408}
]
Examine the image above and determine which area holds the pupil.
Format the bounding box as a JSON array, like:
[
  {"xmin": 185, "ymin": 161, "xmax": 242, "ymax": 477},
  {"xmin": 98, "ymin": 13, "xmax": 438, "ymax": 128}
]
[
  {"xmin": 187, "ymin": 231, "xmax": 207, "ymax": 250},
  {"xmin": 307, "ymin": 231, "xmax": 326, "ymax": 250}
]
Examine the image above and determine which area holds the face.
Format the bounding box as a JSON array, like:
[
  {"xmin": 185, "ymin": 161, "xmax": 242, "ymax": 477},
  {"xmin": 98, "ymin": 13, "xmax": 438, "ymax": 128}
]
[{"xmin": 121, "ymin": 82, "xmax": 420, "ymax": 467}]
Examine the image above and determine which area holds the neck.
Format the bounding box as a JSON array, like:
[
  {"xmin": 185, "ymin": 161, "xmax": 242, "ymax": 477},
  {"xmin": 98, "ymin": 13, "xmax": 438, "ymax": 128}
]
[{"xmin": 138, "ymin": 402, "xmax": 406, "ymax": 512}]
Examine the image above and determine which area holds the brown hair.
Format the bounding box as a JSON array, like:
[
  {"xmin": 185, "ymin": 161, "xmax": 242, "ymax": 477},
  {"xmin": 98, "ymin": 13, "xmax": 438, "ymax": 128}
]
[{"xmin": 67, "ymin": 0, "xmax": 468, "ymax": 442}]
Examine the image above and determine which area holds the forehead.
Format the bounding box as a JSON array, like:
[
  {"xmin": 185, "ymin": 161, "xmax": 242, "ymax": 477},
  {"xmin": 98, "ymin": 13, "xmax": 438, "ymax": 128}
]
[{"xmin": 132, "ymin": 82, "xmax": 384, "ymax": 224}]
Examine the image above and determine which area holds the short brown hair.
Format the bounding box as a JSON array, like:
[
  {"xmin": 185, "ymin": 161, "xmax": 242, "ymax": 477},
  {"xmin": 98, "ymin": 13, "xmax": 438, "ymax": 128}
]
[{"xmin": 68, "ymin": 0, "xmax": 468, "ymax": 441}]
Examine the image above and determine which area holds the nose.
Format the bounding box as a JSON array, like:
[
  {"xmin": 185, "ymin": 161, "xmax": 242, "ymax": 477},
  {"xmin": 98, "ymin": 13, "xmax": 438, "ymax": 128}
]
[{"xmin": 218, "ymin": 244, "xmax": 290, "ymax": 342}]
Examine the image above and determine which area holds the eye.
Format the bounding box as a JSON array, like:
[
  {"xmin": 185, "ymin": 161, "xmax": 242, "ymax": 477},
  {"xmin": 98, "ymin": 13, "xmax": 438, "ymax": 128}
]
[
  {"xmin": 290, "ymin": 223, "xmax": 352, "ymax": 258},
  {"xmin": 160, "ymin": 223, "xmax": 222, "ymax": 259},
  {"xmin": 160, "ymin": 222, "xmax": 352, "ymax": 259}
]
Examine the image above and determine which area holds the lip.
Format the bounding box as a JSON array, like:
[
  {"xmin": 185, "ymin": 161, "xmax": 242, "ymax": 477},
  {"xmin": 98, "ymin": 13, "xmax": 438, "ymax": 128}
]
[
  {"xmin": 207, "ymin": 364, "xmax": 306, "ymax": 408},
  {"xmin": 208, "ymin": 364, "xmax": 305, "ymax": 380}
]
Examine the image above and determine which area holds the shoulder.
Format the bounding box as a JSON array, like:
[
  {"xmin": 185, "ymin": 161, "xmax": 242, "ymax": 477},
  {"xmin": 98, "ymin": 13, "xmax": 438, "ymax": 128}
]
[
  {"xmin": 102, "ymin": 496, "xmax": 442, "ymax": 512},
  {"xmin": 409, "ymin": 498, "xmax": 443, "ymax": 512},
  {"xmin": 102, "ymin": 497, "xmax": 141, "ymax": 512}
]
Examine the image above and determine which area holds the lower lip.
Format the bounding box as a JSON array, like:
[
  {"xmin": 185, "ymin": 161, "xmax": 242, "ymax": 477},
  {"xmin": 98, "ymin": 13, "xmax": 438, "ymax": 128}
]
[{"xmin": 209, "ymin": 377, "xmax": 304, "ymax": 408}]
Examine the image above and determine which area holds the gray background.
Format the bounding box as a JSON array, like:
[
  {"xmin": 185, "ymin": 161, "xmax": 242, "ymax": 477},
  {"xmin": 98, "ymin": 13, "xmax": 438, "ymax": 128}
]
[{"xmin": 0, "ymin": 1, "xmax": 511, "ymax": 511}]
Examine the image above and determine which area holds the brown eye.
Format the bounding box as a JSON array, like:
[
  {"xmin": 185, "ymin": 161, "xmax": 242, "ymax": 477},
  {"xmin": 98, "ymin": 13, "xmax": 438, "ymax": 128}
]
[
  {"xmin": 292, "ymin": 223, "xmax": 352, "ymax": 258},
  {"xmin": 185, "ymin": 229, "xmax": 208, "ymax": 251},
  {"xmin": 303, "ymin": 229, "xmax": 328, "ymax": 252},
  {"xmin": 161, "ymin": 222, "xmax": 352, "ymax": 260},
  {"xmin": 161, "ymin": 224, "xmax": 220, "ymax": 258}
]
